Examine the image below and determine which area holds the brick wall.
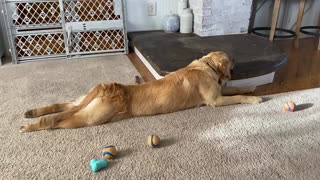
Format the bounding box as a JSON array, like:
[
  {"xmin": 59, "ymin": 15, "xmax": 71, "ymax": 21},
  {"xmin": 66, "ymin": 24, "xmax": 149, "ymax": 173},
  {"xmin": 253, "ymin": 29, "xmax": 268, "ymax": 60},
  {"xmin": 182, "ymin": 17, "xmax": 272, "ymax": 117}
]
[{"xmin": 190, "ymin": 0, "xmax": 253, "ymax": 37}]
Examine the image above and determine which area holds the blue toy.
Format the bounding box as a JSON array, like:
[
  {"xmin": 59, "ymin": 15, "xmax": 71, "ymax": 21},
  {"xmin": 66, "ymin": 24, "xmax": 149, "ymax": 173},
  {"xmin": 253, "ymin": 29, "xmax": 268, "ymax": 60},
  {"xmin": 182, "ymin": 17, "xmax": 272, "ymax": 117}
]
[{"xmin": 90, "ymin": 158, "xmax": 108, "ymax": 172}]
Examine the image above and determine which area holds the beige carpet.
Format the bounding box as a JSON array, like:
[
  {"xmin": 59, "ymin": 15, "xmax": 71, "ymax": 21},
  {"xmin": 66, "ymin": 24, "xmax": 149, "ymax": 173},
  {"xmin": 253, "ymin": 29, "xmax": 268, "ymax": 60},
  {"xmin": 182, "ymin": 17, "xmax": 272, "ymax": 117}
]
[{"xmin": 1, "ymin": 55, "xmax": 320, "ymax": 180}]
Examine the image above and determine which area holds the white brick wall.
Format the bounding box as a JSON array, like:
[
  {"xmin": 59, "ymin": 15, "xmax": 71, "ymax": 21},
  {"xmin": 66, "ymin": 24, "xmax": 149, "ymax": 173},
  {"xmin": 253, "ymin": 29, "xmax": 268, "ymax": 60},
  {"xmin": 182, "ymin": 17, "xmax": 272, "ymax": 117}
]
[{"xmin": 190, "ymin": 0, "xmax": 253, "ymax": 37}]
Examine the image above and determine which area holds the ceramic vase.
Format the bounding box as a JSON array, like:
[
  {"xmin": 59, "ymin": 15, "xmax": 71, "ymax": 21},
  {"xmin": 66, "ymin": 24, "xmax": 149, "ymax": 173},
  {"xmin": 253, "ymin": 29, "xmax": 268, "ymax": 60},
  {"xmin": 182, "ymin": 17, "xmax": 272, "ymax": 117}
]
[
  {"xmin": 162, "ymin": 14, "xmax": 180, "ymax": 33},
  {"xmin": 180, "ymin": 8, "xmax": 193, "ymax": 33}
]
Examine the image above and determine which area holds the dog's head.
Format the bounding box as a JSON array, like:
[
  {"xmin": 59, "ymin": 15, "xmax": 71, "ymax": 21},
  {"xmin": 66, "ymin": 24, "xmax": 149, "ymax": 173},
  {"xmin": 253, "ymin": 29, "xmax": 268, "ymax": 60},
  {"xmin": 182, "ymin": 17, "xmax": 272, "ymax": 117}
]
[{"xmin": 201, "ymin": 51, "xmax": 234, "ymax": 80}]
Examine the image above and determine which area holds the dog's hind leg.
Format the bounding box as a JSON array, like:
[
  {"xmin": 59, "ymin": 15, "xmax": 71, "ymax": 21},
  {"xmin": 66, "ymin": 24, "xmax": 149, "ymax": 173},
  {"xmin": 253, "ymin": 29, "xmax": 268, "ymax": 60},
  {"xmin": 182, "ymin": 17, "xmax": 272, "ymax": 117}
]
[
  {"xmin": 24, "ymin": 102, "xmax": 74, "ymax": 118},
  {"xmin": 24, "ymin": 95, "xmax": 86, "ymax": 118},
  {"xmin": 57, "ymin": 97, "xmax": 124, "ymax": 129},
  {"xmin": 24, "ymin": 96, "xmax": 85, "ymax": 118},
  {"xmin": 20, "ymin": 97, "xmax": 124, "ymax": 132}
]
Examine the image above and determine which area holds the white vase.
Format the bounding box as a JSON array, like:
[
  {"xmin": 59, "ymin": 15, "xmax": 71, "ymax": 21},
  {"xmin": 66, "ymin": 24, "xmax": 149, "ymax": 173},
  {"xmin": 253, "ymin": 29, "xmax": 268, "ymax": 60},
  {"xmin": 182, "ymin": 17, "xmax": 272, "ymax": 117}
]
[
  {"xmin": 180, "ymin": 8, "xmax": 193, "ymax": 34},
  {"xmin": 178, "ymin": 0, "xmax": 187, "ymax": 16},
  {"xmin": 162, "ymin": 14, "xmax": 180, "ymax": 33}
]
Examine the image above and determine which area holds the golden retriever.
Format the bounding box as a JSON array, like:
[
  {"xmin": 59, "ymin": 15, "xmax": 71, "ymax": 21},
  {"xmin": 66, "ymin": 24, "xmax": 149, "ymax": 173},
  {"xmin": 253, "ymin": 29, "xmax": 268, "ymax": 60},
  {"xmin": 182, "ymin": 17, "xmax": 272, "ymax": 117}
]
[{"xmin": 20, "ymin": 51, "xmax": 262, "ymax": 132}]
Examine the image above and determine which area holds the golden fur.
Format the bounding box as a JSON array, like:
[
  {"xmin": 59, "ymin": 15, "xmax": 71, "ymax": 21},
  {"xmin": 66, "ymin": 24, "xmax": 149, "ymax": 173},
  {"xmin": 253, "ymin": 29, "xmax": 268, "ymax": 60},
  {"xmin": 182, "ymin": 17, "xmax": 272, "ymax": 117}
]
[{"xmin": 20, "ymin": 51, "xmax": 262, "ymax": 132}]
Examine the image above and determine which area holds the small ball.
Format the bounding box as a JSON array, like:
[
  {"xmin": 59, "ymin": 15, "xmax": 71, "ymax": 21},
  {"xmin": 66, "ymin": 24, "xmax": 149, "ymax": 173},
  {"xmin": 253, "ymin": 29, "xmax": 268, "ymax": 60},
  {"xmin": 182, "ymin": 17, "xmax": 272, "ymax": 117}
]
[
  {"xmin": 147, "ymin": 135, "xmax": 160, "ymax": 148},
  {"xmin": 283, "ymin": 101, "xmax": 296, "ymax": 112},
  {"xmin": 102, "ymin": 146, "xmax": 118, "ymax": 160}
]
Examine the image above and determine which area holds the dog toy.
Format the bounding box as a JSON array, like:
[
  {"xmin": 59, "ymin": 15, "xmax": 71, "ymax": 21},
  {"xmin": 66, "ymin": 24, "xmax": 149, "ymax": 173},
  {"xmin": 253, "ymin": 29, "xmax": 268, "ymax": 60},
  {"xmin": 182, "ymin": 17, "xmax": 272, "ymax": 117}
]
[
  {"xmin": 90, "ymin": 145, "xmax": 117, "ymax": 172},
  {"xmin": 283, "ymin": 101, "xmax": 296, "ymax": 112},
  {"xmin": 147, "ymin": 135, "xmax": 160, "ymax": 148},
  {"xmin": 102, "ymin": 146, "xmax": 118, "ymax": 160},
  {"xmin": 90, "ymin": 158, "xmax": 108, "ymax": 172}
]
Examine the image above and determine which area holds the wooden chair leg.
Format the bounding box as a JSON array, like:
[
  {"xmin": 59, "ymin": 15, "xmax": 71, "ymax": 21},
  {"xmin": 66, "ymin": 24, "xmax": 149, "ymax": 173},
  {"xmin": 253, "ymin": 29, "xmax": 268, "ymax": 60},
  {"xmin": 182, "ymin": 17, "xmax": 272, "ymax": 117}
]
[
  {"xmin": 294, "ymin": 0, "xmax": 306, "ymax": 48},
  {"xmin": 269, "ymin": 0, "xmax": 281, "ymax": 42}
]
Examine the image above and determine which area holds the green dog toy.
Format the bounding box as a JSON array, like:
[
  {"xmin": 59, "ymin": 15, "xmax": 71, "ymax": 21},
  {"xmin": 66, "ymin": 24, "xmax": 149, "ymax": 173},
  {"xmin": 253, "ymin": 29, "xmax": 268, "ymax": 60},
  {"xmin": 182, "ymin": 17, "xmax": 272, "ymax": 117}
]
[{"xmin": 90, "ymin": 159, "xmax": 108, "ymax": 172}]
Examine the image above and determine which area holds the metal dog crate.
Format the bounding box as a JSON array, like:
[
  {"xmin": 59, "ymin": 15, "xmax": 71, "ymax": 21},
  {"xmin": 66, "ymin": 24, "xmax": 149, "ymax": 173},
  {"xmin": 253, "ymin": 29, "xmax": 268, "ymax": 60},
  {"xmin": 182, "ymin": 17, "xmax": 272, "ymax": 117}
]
[{"xmin": 1, "ymin": 0, "xmax": 128, "ymax": 63}]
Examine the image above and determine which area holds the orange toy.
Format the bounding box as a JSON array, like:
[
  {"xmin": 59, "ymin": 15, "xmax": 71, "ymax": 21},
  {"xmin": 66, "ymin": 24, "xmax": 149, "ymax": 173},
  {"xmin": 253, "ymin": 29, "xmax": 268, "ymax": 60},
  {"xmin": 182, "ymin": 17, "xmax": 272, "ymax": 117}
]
[
  {"xmin": 283, "ymin": 101, "xmax": 296, "ymax": 112},
  {"xmin": 147, "ymin": 135, "xmax": 160, "ymax": 148}
]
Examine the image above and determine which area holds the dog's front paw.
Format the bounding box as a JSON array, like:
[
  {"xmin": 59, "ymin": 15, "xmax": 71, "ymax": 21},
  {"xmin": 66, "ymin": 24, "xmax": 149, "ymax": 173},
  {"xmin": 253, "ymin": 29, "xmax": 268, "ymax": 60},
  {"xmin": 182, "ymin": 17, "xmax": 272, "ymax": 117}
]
[
  {"xmin": 250, "ymin": 97, "xmax": 263, "ymax": 104},
  {"xmin": 246, "ymin": 86, "xmax": 257, "ymax": 93},
  {"xmin": 24, "ymin": 110, "xmax": 34, "ymax": 118},
  {"xmin": 20, "ymin": 125, "xmax": 30, "ymax": 133},
  {"xmin": 244, "ymin": 96, "xmax": 263, "ymax": 104}
]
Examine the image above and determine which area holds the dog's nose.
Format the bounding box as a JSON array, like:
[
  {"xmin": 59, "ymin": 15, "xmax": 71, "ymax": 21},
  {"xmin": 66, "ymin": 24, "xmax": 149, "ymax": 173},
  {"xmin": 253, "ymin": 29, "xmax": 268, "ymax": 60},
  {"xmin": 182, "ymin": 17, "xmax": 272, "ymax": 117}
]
[{"xmin": 230, "ymin": 69, "xmax": 234, "ymax": 75}]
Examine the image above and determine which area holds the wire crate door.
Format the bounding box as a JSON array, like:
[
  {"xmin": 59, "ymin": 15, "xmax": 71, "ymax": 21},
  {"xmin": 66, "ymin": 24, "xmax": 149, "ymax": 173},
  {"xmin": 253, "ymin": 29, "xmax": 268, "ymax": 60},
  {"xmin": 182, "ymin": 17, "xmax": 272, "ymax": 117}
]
[{"xmin": 61, "ymin": 0, "xmax": 127, "ymax": 56}]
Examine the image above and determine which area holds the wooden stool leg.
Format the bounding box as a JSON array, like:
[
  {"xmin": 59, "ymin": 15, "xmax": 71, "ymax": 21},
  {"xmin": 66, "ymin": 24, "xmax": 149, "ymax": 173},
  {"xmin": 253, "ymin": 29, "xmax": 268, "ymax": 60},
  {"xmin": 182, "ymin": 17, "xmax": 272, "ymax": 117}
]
[
  {"xmin": 269, "ymin": 0, "xmax": 281, "ymax": 42},
  {"xmin": 294, "ymin": 0, "xmax": 306, "ymax": 48}
]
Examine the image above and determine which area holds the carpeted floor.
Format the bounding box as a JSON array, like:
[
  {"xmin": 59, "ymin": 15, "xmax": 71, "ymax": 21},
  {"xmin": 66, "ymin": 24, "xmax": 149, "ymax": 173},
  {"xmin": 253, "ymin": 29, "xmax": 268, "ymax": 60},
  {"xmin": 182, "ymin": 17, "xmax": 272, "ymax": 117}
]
[{"xmin": 1, "ymin": 55, "xmax": 320, "ymax": 180}]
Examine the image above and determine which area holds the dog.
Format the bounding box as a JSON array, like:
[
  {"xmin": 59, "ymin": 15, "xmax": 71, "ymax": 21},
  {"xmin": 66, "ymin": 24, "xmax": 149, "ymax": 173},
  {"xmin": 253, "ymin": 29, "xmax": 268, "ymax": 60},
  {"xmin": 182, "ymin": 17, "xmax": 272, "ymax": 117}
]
[{"xmin": 20, "ymin": 51, "xmax": 262, "ymax": 132}]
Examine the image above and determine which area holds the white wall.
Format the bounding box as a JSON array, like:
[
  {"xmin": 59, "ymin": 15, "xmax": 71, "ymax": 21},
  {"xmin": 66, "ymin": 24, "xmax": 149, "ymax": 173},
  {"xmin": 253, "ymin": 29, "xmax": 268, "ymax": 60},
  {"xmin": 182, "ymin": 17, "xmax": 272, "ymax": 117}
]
[{"xmin": 125, "ymin": 0, "xmax": 178, "ymax": 32}]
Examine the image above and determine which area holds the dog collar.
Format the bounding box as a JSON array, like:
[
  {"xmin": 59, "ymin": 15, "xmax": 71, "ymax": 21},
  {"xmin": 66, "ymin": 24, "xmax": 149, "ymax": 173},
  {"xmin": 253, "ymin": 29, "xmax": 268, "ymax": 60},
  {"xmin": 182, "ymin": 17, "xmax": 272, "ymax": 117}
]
[
  {"xmin": 205, "ymin": 62, "xmax": 222, "ymax": 85},
  {"xmin": 206, "ymin": 62, "xmax": 218, "ymax": 74}
]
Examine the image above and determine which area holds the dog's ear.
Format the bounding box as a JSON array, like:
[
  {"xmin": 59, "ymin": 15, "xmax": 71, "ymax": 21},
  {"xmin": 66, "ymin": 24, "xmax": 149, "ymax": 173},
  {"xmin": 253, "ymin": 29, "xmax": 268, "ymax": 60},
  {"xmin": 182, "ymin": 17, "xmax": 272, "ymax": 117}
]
[
  {"xmin": 215, "ymin": 59, "xmax": 230, "ymax": 80},
  {"xmin": 212, "ymin": 52, "xmax": 232, "ymax": 80}
]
